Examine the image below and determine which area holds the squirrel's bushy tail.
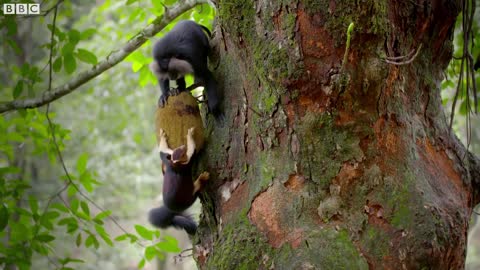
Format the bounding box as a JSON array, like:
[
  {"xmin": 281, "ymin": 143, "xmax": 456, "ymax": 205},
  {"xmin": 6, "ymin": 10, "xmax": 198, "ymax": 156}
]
[{"xmin": 148, "ymin": 206, "xmax": 197, "ymax": 235}]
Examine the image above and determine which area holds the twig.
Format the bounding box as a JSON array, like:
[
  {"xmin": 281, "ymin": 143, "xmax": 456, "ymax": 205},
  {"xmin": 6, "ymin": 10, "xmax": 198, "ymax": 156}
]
[
  {"xmin": 174, "ymin": 248, "xmax": 193, "ymax": 263},
  {"xmin": 0, "ymin": 0, "xmax": 209, "ymax": 114},
  {"xmin": 384, "ymin": 48, "xmax": 416, "ymax": 61},
  {"xmin": 384, "ymin": 44, "xmax": 423, "ymax": 65}
]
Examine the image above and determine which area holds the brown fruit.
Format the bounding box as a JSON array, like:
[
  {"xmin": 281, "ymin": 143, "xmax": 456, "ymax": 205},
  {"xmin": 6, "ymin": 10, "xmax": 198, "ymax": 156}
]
[{"xmin": 155, "ymin": 91, "xmax": 205, "ymax": 151}]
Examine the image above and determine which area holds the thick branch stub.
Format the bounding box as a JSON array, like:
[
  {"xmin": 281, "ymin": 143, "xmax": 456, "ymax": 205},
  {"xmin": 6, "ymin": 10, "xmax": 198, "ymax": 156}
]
[{"xmin": 0, "ymin": 0, "xmax": 208, "ymax": 114}]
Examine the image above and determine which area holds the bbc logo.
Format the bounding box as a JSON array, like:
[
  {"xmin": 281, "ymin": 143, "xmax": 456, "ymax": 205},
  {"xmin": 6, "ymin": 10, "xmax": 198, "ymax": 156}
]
[{"xmin": 3, "ymin": 4, "xmax": 40, "ymax": 15}]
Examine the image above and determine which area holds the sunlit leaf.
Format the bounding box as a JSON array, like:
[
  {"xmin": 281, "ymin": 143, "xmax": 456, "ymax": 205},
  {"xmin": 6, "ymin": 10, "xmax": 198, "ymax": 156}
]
[
  {"xmin": 144, "ymin": 246, "xmax": 157, "ymax": 261},
  {"xmin": 95, "ymin": 224, "xmax": 113, "ymax": 246},
  {"xmin": 135, "ymin": 224, "xmax": 153, "ymax": 240},
  {"xmin": 137, "ymin": 258, "xmax": 146, "ymax": 269},
  {"xmin": 132, "ymin": 62, "xmax": 143, "ymax": 72},
  {"xmin": 155, "ymin": 237, "xmax": 181, "ymax": 252},
  {"xmin": 76, "ymin": 153, "xmax": 88, "ymax": 174}
]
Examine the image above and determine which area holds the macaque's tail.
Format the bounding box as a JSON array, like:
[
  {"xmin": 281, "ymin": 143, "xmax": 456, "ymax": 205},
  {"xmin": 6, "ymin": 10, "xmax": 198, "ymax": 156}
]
[{"xmin": 148, "ymin": 206, "xmax": 197, "ymax": 235}]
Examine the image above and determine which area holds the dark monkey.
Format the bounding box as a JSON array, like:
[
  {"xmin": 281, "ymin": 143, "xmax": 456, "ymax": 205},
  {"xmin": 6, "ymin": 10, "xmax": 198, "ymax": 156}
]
[
  {"xmin": 148, "ymin": 128, "xmax": 209, "ymax": 234},
  {"xmin": 150, "ymin": 20, "xmax": 220, "ymax": 116}
]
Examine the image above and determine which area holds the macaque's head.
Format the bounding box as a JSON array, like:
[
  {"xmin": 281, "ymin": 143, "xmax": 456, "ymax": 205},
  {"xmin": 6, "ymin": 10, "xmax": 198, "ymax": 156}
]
[{"xmin": 150, "ymin": 35, "xmax": 194, "ymax": 80}]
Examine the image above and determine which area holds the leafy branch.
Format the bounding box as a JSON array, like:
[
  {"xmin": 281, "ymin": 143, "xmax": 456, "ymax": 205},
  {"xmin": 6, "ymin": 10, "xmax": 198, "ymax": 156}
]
[{"xmin": 0, "ymin": 0, "xmax": 209, "ymax": 114}]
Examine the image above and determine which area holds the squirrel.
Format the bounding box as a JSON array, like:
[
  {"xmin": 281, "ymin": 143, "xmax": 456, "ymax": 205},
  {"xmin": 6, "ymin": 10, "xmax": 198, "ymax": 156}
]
[{"xmin": 148, "ymin": 128, "xmax": 209, "ymax": 234}]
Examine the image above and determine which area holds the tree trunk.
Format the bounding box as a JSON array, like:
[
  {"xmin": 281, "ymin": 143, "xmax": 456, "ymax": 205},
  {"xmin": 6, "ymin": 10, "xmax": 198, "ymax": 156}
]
[{"xmin": 195, "ymin": 1, "xmax": 480, "ymax": 269}]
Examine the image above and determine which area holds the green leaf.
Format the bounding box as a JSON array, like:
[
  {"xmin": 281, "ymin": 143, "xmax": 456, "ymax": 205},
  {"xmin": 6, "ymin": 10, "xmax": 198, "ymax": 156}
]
[
  {"xmin": 70, "ymin": 199, "xmax": 79, "ymax": 213},
  {"xmin": 80, "ymin": 201, "xmax": 90, "ymax": 216},
  {"xmin": 76, "ymin": 49, "xmax": 98, "ymax": 65},
  {"xmin": 459, "ymin": 99, "xmax": 468, "ymax": 115},
  {"xmin": 58, "ymin": 217, "xmax": 76, "ymax": 226},
  {"xmin": 7, "ymin": 132, "xmax": 25, "ymax": 142},
  {"xmin": 53, "ymin": 57, "xmax": 62, "ymax": 72},
  {"xmin": 76, "ymin": 211, "xmax": 91, "ymax": 221},
  {"xmin": 80, "ymin": 173, "xmax": 95, "ymax": 193},
  {"xmin": 5, "ymin": 17, "xmax": 17, "ymax": 36},
  {"xmin": 137, "ymin": 258, "xmax": 146, "ymax": 269},
  {"xmin": 76, "ymin": 233, "xmax": 82, "ymax": 247},
  {"xmin": 29, "ymin": 196, "xmax": 39, "ymax": 214},
  {"xmin": 48, "ymin": 24, "xmax": 65, "ymax": 40},
  {"xmin": 67, "ymin": 222, "xmax": 79, "ymax": 234},
  {"xmin": 114, "ymin": 234, "xmax": 129, "ymax": 242},
  {"xmin": 37, "ymin": 234, "xmax": 55, "ymax": 243},
  {"xmin": 0, "ymin": 204, "xmax": 8, "ymax": 232},
  {"xmin": 68, "ymin": 29, "xmax": 81, "ymax": 44},
  {"xmin": 132, "ymin": 62, "xmax": 143, "ymax": 72},
  {"xmin": 13, "ymin": 80, "xmax": 24, "ymax": 99},
  {"xmin": 134, "ymin": 225, "xmax": 153, "ymax": 240},
  {"xmin": 64, "ymin": 54, "xmax": 77, "ymax": 74},
  {"xmin": 115, "ymin": 233, "xmax": 138, "ymax": 243},
  {"xmin": 0, "ymin": 166, "xmax": 21, "ymax": 175},
  {"xmin": 62, "ymin": 258, "xmax": 85, "ymax": 264},
  {"xmin": 32, "ymin": 241, "xmax": 49, "ymax": 255},
  {"xmin": 85, "ymin": 234, "xmax": 95, "ymax": 248},
  {"xmin": 144, "ymin": 246, "xmax": 157, "ymax": 261},
  {"xmin": 62, "ymin": 43, "xmax": 75, "ymax": 55},
  {"xmin": 95, "ymin": 224, "xmax": 113, "ymax": 246},
  {"xmin": 80, "ymin": 28, "xmax": 97, "ymax": 40},
  {"xmin": 51, "ymin": 203, "xmax": 69, "ymax": 213},
  {"xmin": 67, "ymin": 184, "xmax": 77, "ymax": 197},
  {"xmin": 155, "ymin": 237, "xmax": 181, "ymax": 252},
  {"xmin": 139, "ymin": 65, "xmax": 152, "ymax": 86},
  {"xmin": 41, "ymin": 211, "xmax": 59, "ymax": 230},
  {"xmin": 126, "ymin": 51, "xmax": 148, "ymax": 63},
  {"xmin": 126, "ymin": 0, "xmax": 138, "ymax": 5},
  {"xmin": 76, "ymin": 153, "xmax": 88, "ymax": 174},
  {"xmin": 94, "ymin": 210, "xmax": 111, "ymax": 222}
]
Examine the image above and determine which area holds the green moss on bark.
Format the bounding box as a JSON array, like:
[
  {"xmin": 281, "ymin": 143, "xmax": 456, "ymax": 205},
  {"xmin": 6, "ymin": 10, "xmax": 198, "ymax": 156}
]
[
  {"xmin": 297, "ymin": 113, "xmax": 364, "ymax": 188},
  {"xmin": 206, "ymin": 208, "xmax": 274, "ymax": 269},
  {"xmin": 360, "ymin": 226, "xmax": 390, "ymax": 260},
  {"xmin": 275, "ymin": 229, "xmax": 369, "ymax": 269}
]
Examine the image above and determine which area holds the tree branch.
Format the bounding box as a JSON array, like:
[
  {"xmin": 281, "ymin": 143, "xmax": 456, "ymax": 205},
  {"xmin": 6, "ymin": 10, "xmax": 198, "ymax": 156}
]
[{"xmin": 0, "ymin": 0, "xmax": 208, "ymax": 114}]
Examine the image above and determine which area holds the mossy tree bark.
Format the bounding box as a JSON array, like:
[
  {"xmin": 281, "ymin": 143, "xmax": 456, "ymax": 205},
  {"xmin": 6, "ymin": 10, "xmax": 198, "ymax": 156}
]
[{"xmin": 194, "ymin": 1, "xmax": 480, "ymax": 269}]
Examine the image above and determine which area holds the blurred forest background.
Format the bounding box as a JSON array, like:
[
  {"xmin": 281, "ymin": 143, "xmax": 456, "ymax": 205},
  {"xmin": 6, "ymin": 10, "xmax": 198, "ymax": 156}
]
[{"xmin": 0, "ymin": 0, "xmax": 478, "ymax": 269}]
